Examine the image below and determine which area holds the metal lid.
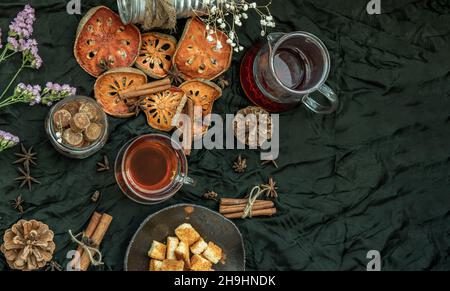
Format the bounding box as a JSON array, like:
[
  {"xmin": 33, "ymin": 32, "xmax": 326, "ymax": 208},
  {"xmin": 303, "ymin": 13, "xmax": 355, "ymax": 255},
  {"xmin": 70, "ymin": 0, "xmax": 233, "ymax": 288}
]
[{"xmin": 117, "ymin": 0, "xmax": 147, "ymax": 24}]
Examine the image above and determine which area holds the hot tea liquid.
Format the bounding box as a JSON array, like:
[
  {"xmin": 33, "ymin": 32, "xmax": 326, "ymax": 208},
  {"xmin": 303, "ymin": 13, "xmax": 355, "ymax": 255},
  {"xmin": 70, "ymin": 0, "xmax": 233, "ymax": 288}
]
[
  {"xmin": 124, "ymin": 138, "xmax": 178, "ymax": 194},
  {"xmin": 273, "ymin": 47, "xmax": 311, "ymax": 90}
]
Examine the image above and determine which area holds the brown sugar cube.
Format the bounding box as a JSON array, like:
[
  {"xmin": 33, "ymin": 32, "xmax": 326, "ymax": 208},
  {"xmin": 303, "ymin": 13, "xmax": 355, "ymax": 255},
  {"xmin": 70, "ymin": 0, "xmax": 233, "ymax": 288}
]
[
  {"xmin": 175, "ymin": 223, "xmax": 201, "ymax": 246},
  {"xmin": 160, "ymin": 259, "xmax": 184, "ymax": 271},
  {"xmin": 62, "ymin": 128, "xmax": 83, "ymax": 147},
  {"xmin": 84, "ymin": 123, "xmax": 103, "ymax": 142},
  {"xmin": 190, "ymin": 238, "xmax": 208, "ymax": 255},
  {"xmin": 53, "ymin": 109, "xmax": 72, "ymax": 129},
  {"xmin": 70, "ymin": 112, "xmax": 91, "ymax": 132},
  {"xmin": 202, "ymin": 242, "xmax": 223, "ymax": 264},
  {"xmin": 175, "ymin": 241, "xmax": 190, "ymax": 268},
  {"xmin": 190, "ymin": 254, "xmax": 213, "ymax": 271},
  {"xmin": 148, "ymin": 241, "xmax": 166, "ymax": 261},
  {"xmin": 166, "ymin": 237, "xmax": 179, "ymax": 260},
  {"xmin": 149, "ymin": 259, "xmax": 163, "ymax": 271},
  {"xmin": 79, "ymin": 102, "xmax": 99, "ymax": 121}
]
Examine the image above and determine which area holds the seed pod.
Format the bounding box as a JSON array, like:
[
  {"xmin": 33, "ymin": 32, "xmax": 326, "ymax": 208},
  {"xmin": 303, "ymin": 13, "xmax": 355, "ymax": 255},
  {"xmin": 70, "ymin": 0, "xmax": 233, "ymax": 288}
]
[
  {"xmin": 70, "ymin": 113, "xmax": 91, "ymax": 132},
  {"xmin": 53, "ymin": 109, "xmax": 72, "ymax": 129},
  {"xmin": 79, "ymin": 102, "xmax": 100, "ymax": 121},
  {"xmin": 62, "ymin": 128, "xmax": 84, "ymax": 147},
  {"xmin": 84, "ymin": 123, "xmax": 103, "ymax": 142}
]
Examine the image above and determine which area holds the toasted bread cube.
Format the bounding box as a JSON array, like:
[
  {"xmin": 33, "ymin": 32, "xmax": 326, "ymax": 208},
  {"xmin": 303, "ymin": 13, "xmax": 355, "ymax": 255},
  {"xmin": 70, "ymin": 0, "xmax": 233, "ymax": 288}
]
[
  {"xmin": 149, "ymin": 259, "xmax": 163, "ymax": 271},
  {"xmin": 190, "ymin": 254, "xmax": 213, "ymax": 271},
  {"xmin": 166, "ymin": 237, "xmax": 179, "ymax": 260},
  {"xmin": 161, "ymin": 259, "xmax": 184, "ymax": 271},
  {"xmin": 190, "ymin": 238, "xmax": 208, "ymax": 255},
  {"xmin": 203, "ymin": 242, "xmax": 222, "ymax": 264},
  {"xmin": 148, "ymin": 241, "xmax": 166, "ymax": 261},
  {"xmin": 175, "ymin": 223, "xmax": 201, "ymax": 246},
  {"xmin": 175, "ymin": 240, "xmax": 191, "ymax": 268}
]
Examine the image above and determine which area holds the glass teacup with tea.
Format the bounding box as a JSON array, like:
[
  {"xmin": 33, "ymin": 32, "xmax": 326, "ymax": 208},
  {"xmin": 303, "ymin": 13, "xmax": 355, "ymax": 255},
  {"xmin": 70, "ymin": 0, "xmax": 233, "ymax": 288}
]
[
  {"xmin": 115, "ymin": 133, "xmax": 195, "ymax": 205},
  {"xmin": 241, "ymin": 31, "xmax": 339, "ymax": 113}
]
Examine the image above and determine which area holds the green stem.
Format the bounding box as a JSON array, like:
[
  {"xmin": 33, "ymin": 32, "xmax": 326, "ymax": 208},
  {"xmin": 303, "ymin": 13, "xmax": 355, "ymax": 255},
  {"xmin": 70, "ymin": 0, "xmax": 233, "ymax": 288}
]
[
  {"xmin": 0, "ymin": 47, "xmax": 8, "ymax": 63},
  {"xmin": 0, "ymin": 64, "xmax": 24, "ymax": 99}
]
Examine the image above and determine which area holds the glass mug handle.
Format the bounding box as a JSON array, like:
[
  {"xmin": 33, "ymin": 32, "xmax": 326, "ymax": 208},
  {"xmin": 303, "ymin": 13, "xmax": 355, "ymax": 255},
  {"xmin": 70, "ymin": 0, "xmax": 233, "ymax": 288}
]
[
  {"xmin": 183, "ymin": 176, "xmax": 196, "ymax": 187},
  {"xmin": 302, "ymin": 83, "xmax": 339, "ymax": 114}
]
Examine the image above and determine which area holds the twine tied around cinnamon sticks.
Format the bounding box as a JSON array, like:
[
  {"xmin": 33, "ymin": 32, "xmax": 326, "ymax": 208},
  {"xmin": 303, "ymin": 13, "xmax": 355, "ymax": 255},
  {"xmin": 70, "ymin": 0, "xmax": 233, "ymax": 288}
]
[
  {"xmin": 242, "ymin": 186, "xmax": 266, "ymax": 218},
  {"xmin": 68, "ymin": 230, "xmax": 104, "ymax": 267}
]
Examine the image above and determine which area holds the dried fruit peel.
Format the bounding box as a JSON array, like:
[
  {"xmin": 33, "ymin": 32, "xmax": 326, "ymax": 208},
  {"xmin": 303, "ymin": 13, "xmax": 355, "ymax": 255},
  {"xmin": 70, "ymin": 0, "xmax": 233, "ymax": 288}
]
[
  {"xmin": 174, "ymin": 18, "xmax": 233, "ymax": 81},
  {"xmin": 74, "ymin": 6, "xmax": 141, "ymax": 77},
  {"xmin": 179, "ymin": 79, "xmax": 222, "ymax": 136},
  {"xmin": 140, "ymin": 87, "xmax": 187, "ymax": 132},
  {"xmin": 94, "ymin": 67, "xmax": 147, "ymax": 118},
  {"xmin": 136, "ymin": 32, "xmax": 177, "ymax": 79}
]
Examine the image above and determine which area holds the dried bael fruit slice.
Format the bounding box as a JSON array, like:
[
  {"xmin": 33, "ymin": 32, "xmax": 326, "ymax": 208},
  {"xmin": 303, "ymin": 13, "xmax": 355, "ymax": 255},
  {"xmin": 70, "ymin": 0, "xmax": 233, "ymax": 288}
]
[
  {"xmin": 136, "ymin": 33, "xmax": 177, "ymax": 79},
  {"xmin": 174, "ymin": 18, "xmax": 233, "ymax": 81},
  {"xmin": 179, "ymin": 79, "xmax": 222, "ymax": 136},
  {"xmin": 94, "ymin": 67, "xmax": 147, "ymax": 118},
  {"xmin": 74, "ymin": 6, "xmax": 141, "ymax": 77},
  {"xmin": 140, "ymin": 87, "xmax": 187, "ymax": 132}
]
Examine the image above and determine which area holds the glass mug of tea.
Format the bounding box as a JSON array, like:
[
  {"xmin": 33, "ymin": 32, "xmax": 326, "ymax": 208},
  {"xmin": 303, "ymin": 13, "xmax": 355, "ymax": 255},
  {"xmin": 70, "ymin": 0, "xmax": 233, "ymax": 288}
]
[
  {"xmin": 241, "ymin": 31, "xmax": 339, "ymax": 113},
  {"xmin": 115, "ymin": 134, "xmax": 195, "ymax": 205}
]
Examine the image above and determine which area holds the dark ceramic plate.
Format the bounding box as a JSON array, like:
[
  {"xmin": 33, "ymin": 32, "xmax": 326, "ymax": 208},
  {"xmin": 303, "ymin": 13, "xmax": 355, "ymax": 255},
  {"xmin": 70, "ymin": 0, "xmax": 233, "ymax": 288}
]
[{"xmin": 125, "ymin": 204, "xmax": 246, "ymax": 271}]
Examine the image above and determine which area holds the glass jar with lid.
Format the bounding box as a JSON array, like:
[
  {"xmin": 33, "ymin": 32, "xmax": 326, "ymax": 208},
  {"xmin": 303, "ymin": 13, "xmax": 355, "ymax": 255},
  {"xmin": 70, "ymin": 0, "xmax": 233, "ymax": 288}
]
[{"xmin": 45, "ymin": 96, "xmax": 109, "ymax": 159}]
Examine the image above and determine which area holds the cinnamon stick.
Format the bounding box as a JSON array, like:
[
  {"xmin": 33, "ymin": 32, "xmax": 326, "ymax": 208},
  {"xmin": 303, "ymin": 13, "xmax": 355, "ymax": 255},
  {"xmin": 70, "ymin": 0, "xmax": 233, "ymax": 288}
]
[
  {"xmin": 223, "ymin": 208, "xmax": 277, "ymax": 219},
  {"xmin": 221, "ymin": 198, "xmax": 272, "ymax": 206},
  {"xmin": 79, "ymin": 213, "xmax": 113, "ymax": 271},
  {"xmin": 220, "ymin": 201, "xmax": 274, "ymax": 215},
  {"xmin": 183, "ymin": 99, "xmax": 194, "ymax": 156},
  {"xmin": 121, "ymin": 78, "xmax": 171, "ymax": 95},
  {"xmin": 119, "ymin": 84, "xmax": 171, "ymax": 100},
  {"xmin": 71, "ymin": 212, "xmax": 102, "ymax": 269}
]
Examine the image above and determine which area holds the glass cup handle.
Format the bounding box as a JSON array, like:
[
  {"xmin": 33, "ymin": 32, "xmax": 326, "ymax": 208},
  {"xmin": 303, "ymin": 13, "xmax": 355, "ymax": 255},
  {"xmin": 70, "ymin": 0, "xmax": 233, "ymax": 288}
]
[
  {"xmin": 183, "ymin": 176, "xmax": 196, "ymax": 187},
  {"xmin": 302, "ymin": 83, "xmax": 339, "ymax": 114}
]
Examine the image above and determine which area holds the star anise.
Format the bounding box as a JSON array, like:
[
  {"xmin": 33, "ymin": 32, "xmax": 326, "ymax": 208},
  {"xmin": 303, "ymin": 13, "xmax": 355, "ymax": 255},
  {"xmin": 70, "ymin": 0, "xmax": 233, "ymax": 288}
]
[
  {"xmin": 167, "ymin": 66, "xmax": 183, "ymax": 86},
  {"xmin": 216, "ymin": 75, "xmax": 230, "ymax": 89},
  {"xmin": 97, "ymin": 155, "xmax": 110, "ymax": 172},
  {"xmin": 261, "ymin": 178, "xmax": 278, "ymax": 198},
  {"xmin": 233, "ymin": 155, "xmax": 247, "ymax": 173},
  {"xmin": 15, "ymin": 167, "xmax": 41, "ymax": 190},
  {"xmin": 126, "ymin": 96, "xmax": 145, "ymax": 117},
  {"xmin": 203, "ymin": 190, "xmax": 219, "ymax": 201},
  {"xmin": 261, "ymin": 158, "xmax": 279, "ymax": 169},
  {"xmin": 13, "ymin": 144, "xmax": 37, "ymax": 170},
  {"xmin": 45, "ymin": 260, "xmax": 63, "ymax": 271},
  {"xmin": 11, "ymin": 195, "xmax": 25, "ymax": 214}
]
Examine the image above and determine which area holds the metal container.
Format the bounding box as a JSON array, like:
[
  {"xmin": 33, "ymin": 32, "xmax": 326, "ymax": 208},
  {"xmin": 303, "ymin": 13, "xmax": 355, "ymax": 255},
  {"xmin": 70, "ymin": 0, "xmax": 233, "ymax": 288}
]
[{"xmin": 117, "ymin": 0, "xmax": 210, "ymax": 25}]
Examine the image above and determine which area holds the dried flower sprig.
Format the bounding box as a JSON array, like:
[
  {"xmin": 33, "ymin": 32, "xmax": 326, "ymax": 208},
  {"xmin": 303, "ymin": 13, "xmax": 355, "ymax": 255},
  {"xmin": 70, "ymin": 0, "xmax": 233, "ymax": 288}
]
[
  {"xmin": 0, "ymin": 5, "xmax": 42, "ymax": 99},
  {"xmin": 0, "ymin": 130, "xmax": 20, "ymax": 152},
  {"xmin": 0, "ymin": 82, "xmax": 76, "ymax": 110},
  {"xmin": 196, "ymin": 0, "xmax": 275, "ymax": 52}
]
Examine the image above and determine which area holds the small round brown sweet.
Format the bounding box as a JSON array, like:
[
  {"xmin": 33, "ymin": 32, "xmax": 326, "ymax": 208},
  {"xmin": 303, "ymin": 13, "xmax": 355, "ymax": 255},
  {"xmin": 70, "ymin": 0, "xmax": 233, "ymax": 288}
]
[
  {"xmin": 53, "ymin": 109, "xmax": 72, "ymax": 129},
  {"xmin": 79, "ymin": 102, "xmax": 99, "ymax": 121},
  {"xmin": 62, "ymin": 128, "xmax": 84, "ymax": 147},
  {"xmin": 70, "ymin": 113, "xmax": 91, "ymax": 132},
  {"xmin": 84, "ymin": 123, "xmax": 103, "ymax": 142},
  {"xmin": 61, "ymin": 101, "xmax": 80, "ymax": 116}
]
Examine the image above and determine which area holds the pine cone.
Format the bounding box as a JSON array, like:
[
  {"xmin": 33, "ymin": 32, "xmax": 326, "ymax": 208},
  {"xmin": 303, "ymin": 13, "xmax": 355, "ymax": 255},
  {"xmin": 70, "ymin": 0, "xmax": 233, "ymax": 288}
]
[
  {"xmin": 1, "ymin": 220, "xmax": 56, "ymax": 271},
  {"xmin": 233, "ymin": 106, "xmax": 273, "ymax": 147}
]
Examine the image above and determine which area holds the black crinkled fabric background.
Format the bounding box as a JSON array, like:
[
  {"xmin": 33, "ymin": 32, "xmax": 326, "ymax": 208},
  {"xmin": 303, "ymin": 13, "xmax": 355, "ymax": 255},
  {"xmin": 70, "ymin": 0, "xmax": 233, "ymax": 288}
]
[{"xmin": 0, "ymin": 0, "xmax": 449, "ymax": 271}]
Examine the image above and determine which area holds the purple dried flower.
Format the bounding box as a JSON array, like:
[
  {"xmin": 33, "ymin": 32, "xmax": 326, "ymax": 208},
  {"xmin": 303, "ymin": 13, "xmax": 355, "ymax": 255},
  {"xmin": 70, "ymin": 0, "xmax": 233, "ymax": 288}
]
[
  {"xmin": 0, "ymin": 29, "xmax": 3, "ymax": 50},
  {"xmin": 41, "ymin": 82, "xmax": 77, "ymax": 106},
  {"xmin": 8, "ymin": 5, "xmax": 36, "ymax": 39},
  {"xmin": 0, "ymin": 129, "xmax": 20, "ymax": 152}
]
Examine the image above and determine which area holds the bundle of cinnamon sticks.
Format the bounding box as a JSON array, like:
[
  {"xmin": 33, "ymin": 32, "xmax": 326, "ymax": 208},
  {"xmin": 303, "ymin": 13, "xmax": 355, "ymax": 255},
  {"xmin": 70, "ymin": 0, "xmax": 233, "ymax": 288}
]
[
  {"xmin": 119, "ymin": 78, "xmax": 171, "ymax": 100},
  {"xmin": 71, "ymin": 212, "xmax": 113, "ymax": 271},
  {"xmin": 219, "ymin": 198, "xmax": 277, "ymax": 219}
]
